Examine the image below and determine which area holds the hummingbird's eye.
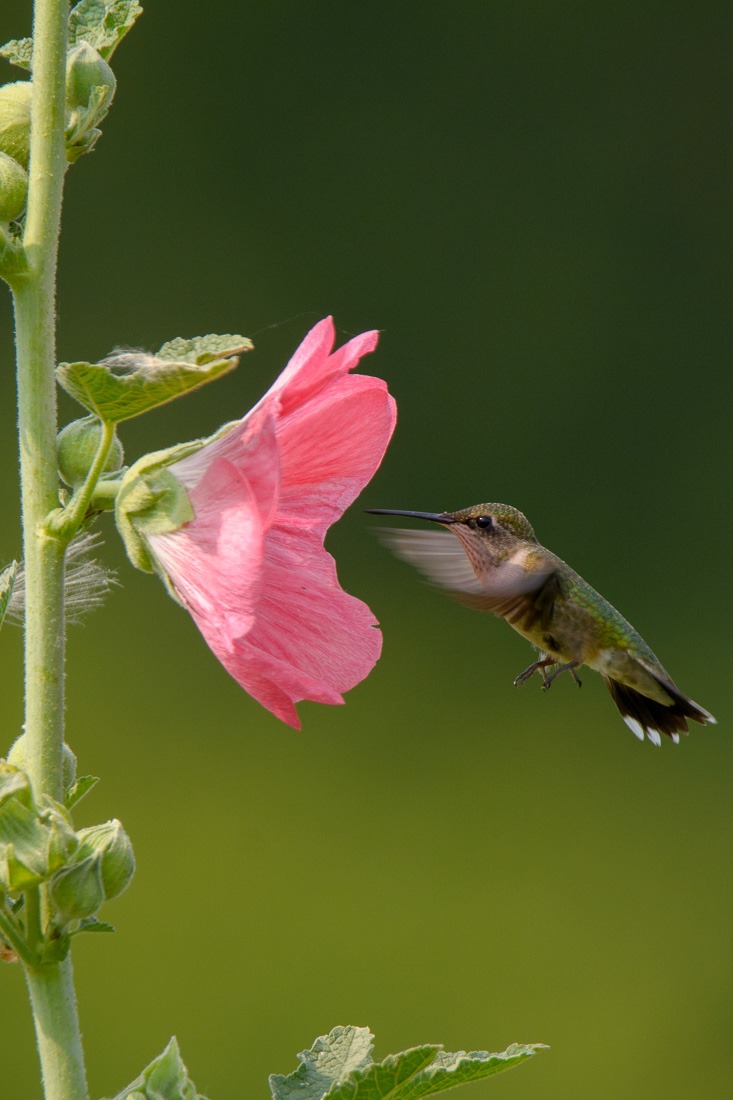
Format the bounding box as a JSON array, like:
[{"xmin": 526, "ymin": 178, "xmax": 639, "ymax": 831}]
[{"xmin": 475, "ymin": 515, "xmax": 494, "ymax": 530}]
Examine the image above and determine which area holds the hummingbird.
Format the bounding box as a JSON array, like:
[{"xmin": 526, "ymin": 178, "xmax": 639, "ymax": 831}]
[{"xmin": 367, "ymin": 503, "xmax": 716, "ymax": 746}]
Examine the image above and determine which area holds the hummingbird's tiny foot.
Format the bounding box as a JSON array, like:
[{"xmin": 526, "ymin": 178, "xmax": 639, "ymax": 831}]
[
  {"xmin": 571, "ymin": 668, "xmax": 582, "ymax": 688},
  {"xmin": 543, "ymin": 660, "xmax": 581, "ymax": 689},
  {"xmin": 513, "ymin": 656, "xmax": 555, "ymax": 687}
]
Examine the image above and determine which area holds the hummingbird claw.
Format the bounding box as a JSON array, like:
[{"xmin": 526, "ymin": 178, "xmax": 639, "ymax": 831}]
[
  {"xmin": 542, "ymin": 660, "xmax": 581, "ymax": 690},
  {"xmin": 514, "ymin": 655, "xmax": 556, "ymax": 687}
]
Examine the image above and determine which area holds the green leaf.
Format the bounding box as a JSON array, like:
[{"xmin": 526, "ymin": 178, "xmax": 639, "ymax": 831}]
[
  {"xmin": 157, "ymin": 333, "xmax": 254, "ymax": 365},
  {"xmin": 270, "ymin": 1026, "xmax": 376, "ymax": 1100},
  {"xmin": 0, "ymin": 2, "xmax": 141, "ymax": 72},
  {"xmin": 65, "ymin": 775, "xmax": 100, "ymax": 810},
  {"xmin": 0, "ymin": 38, "xmax": 33, "ymax": 71},
  {"xmin": 270, "ymin": 1028, "xmax": 547, "ymax": 1100},
  {"xmin": 375, "ymin": 1044, "xmax": 548, "ymax": 1099},
  {"xmin": 0, "ymin": 562, "xmax": 17, "ymax": 630},
  {"xmin": 56, "ymin": 336, "xmax": 251, "ymax": 423},
  {"xmin": 68, "ymin": 0, "xmax": 143, "ymax": 60},
  {"xmin": 327, "ymin": 1045, "xmax": 441, "ymax": 1100},
  {"xmin": 104, "ymin": 1037, "xmax": 209, "ymax": 1100}
]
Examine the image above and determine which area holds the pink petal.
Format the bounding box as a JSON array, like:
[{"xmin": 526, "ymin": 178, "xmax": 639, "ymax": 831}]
[
  {"xmin": 203, "ymin": 530, "xmax": 382, "ymax": 729},
  {"xmin": 277, "ymin": 378, "xmax": 397, "ymax": 533},
  {"xmin": 149, "ymin": 457, "xmax": 267, "ymax": 647},
  {"xmin": 260, "ymin": 316, "xmax": 380, "ymax": 417}
]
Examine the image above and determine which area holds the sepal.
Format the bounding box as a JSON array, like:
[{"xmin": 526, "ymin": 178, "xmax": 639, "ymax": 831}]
[
  {"xmin": 65, "ymin": 774, "xmax": 100, "ymax": 810},
  {"xmin": 0, "ymin": 760, "xmax": 32, "ymax": 809},
  {"xmin": 115, "ymin": 448, "xmax": 199, "ymax": 573},
  {"xmin": 0, "ymin": 799, "xmax": 60, "ymax": 891},
  {"xmin": 50, "ymin": 854, "xmax": 105, "ymax": 921}
]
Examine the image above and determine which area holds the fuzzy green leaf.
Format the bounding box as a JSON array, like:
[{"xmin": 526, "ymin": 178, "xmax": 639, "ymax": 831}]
[
  {"xmin": 0, "ymin": 38, "xmax": 33, "ymax": 71},
  {"xmin": 104, "ymin": 1037, "xmax": 208, "ymax": 1100},
  {"xmin": 157, "ymin": 333, "xmax": 254, "ymax": 365},
  {"xmin": 0, "ymin": 562, "xmax": 17, "ymax": 630},
  {"xmin": 0, "ymin": 1, "xmax": 141, "ymax": 72},
  {"xmin": 270, "ymin": 1026, "xmax": 376, "ymax": 1100},
  {"xmin": 373, "ymin": 1044, "xmax": 548, "ymax": 1099},
  {"xmin": 56, "ymin": 336, "xmax": 251, "ymax": 423},
  {"xmin": 68, "ymin": 0, "xmax": 143, "ymax": 60},
  {"xmin": 327, "ymin": 1045, "xmax": 441, "ymax": 1100},
  {"xmin": 270, "ymin": 1028, "xmax": 547, "ymax": 1100}
]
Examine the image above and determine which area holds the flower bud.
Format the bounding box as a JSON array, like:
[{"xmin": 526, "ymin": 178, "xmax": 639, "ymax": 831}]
[
  {"xmin": 56, "ymin": 416, "xmax": 124, "ymax": 487},
  {"xmin": 50, "ymin": 854, "xmax": 105, "ymax": 921},
  {"xmin": 0, "ymin": 81, "xmax": 32, "ymax": 169},
  {"xmin": 8, "ymin": 734, "xmax": 77, "ymax": 794},
  {"xmin": 0, "ymin": 150, "xmax": 27, "ymax": 223},
  {"xmin": 65, "ymin": 43, "xmax": 116, "ymax": 111},
  {"xmin": 76, "ymin": 819, "xmax": 135, "ymax": 900}
]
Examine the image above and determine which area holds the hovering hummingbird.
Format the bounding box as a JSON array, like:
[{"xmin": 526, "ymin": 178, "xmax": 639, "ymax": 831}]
[{"xmin": 367, "ymin": 503, "xmax": 716, "ymax": 746}]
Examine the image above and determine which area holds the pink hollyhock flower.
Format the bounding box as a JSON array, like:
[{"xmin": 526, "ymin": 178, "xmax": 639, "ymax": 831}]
[{"xmin": 141, "ymin": 318, "xmax": 396, "ymax": 728}]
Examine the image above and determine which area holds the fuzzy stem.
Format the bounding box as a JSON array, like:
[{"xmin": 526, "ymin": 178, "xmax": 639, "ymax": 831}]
[
  {"xmin": 23, "ymin": 960, "xmax": 88, "ymax": 1100},
  {"xmin": 12, "ymin": 1, "xmax": 90, "ymax": 1098}
]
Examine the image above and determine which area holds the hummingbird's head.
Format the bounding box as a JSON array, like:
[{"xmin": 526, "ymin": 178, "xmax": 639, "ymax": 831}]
[
  {"xmin": 366, "ymin": 504, "xmax": 538, "ymax": 574},
  {"xmin": 367, "ymin": 504, "xmax": 535, "ymax": 539},
  {"xmin": 445, "ymin": 503, "xmax": 537, "ymax": 542}
]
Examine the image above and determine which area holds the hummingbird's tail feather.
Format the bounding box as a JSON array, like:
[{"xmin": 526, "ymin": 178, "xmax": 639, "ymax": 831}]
[{"xmin": 603, "ymin": 675, "xmax": 715, "ymax": 746}]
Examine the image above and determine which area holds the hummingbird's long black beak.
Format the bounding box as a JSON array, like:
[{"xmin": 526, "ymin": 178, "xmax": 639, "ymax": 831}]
[{"xmin": 365, "ymin": 509, "xmax": 456, "ymax": 524}]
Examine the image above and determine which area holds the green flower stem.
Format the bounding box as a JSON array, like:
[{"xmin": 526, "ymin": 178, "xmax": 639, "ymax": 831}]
[
  {"xmin": 11, "ymin": 1, "xmax": 90, "ymax": 1098},
  {"xmin": 49, "ymin": 418, "xmax": 117, "ymax": 539},
  {"xmin": 88, "ymin": 475, "xmax": 123, "ymax": 511},
  {"xmin": 24, "ymin": 958, "xmax": 88, "ymax": 1100}
]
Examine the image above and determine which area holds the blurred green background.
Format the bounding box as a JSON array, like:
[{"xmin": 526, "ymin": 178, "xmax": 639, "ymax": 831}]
[{"xmin": 1, "ymin": 2, "xmax": 732, "ymax": 1097}]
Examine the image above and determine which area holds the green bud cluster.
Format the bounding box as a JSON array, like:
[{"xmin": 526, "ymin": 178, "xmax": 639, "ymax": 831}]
[
  {"xmin": 0, "ymin": 758, "xmax": 134, "ymax": 955},
  {"xmin": 0, "ymin": 45, "xmax": 117, "ymax": 221}
]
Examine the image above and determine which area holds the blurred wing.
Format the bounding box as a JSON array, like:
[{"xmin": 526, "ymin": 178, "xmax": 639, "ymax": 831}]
[
  {"xmin": 376, "ymin": 527, "xmax": 557, "ymax": 623},
  {"xmin": 377, "ymin": 527, "xmax": 485, "ymax": 594}
]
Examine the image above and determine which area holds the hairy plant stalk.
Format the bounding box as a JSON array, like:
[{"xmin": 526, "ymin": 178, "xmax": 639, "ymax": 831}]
[{"xmin": 12, "ymin": 0, "xmax": 90, "ymax": 1097}]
